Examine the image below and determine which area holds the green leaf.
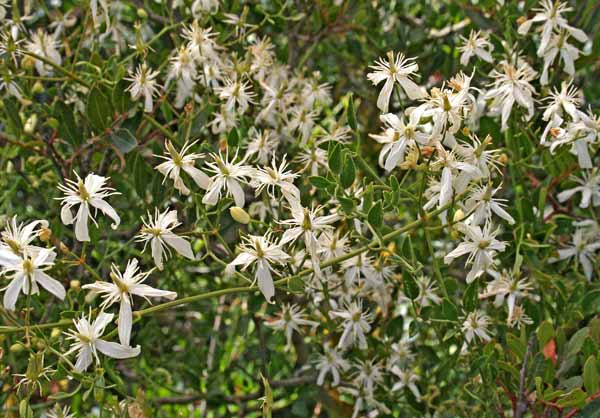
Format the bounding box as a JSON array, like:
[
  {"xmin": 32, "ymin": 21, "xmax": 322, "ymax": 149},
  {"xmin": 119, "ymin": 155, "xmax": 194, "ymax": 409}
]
[
  {"xmin": 584, "ymin": 355, "xmax": 600, "ymax": 395},
  {"xmin": 347, "ymin": 94, "xmax": 357, "ymax": 131},
  {"xmin": 327, "ymin": 142, "xmax": 342, "ymax": 174},
  {"xmin": 19, "ymin": 399, "xmax": 33, "ymax": 418},
  {"xmin": 578, "ymin": 397, "xmax": 600, "ymax": 418},
  {"xmin": 567, "ymin": 327, "xmax": 589, "ymax": 358},
  {"xmin": 309, "ymin": 176, "xmax": 335, "ymax": 190},
  {"xmin": 536, "ymin": 321, "xmax": 554, "ymax": 347},
  {"xmin": 55, "ymin": 101, "xmax": 79, "ymax": 145},
  {"xmin": 441, "ymin": 298, "xmax": 458, "ymax": 322},
  {"xmin": 86, "ymin": 85, "xmax": 113, "ymax": 133},
  {"xmin": 338, "ymin": 196, "xmax": 355, "ymax": 213},
  {"xmin": 556, "ymin": 388, "xmax": 587, "ymax": 408},
  {"xmin": 112, "ymin": 79, "xmax": 133, "ymax": 114},
  {"xmin": 227, "ymin": 128, "xmax": 239, "ymax": 147},
  {"xmin": 368, "ymin": 201, "xmax": 383, "ymax": 228},
  {"xmin": 506, "ymin": 333, "xmax": 526, "ymax": 361},
  {"xmin": 109, "ymin": 128, "xmax": 137, "ymax": 153},
  {"xmin": 3, "ymin": 97, "xmax": 22, "ymax": 135},
  {"xmin": 462, "ymin": 281, "xmax": 478, "ymax": 312},
  {"xmin": 403, "ymin": 272, "xmax": 419, "ymax": 300},
  {"xmin": 339, "ymin": 154, "xmax": 356, "ymax": 189}
]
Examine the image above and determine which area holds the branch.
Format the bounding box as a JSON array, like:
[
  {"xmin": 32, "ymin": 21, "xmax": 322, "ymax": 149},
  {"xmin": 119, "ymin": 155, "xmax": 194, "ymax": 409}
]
[{"xmin": 515, "ymin": 335, "xmax": 536, "ymax": 418}]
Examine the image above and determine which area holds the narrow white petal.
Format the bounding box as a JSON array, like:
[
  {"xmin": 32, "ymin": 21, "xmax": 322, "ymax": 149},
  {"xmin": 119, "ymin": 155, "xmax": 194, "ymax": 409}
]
[{"xmin": 96, "ymin": 339, "xmax": 141, "ymax": 359}]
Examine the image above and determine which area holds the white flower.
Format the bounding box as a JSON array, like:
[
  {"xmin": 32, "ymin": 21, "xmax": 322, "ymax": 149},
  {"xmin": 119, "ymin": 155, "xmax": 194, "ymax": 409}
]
[
  {"xmin": 215, "ymin": 77, "xmax": 256, "ymax": 114},
  {"xmin": 25, "ymin": 29, "xmax": 62, "ymax": 76},
  {"xmin": 557, "ymin": 170, "xmax": 600, "ymax": 209},
  {"xmin": 0, "ymin": 248, "xmax": 65, "ymax": 311},
  {"xmin": 202, "ymin": 152, "xmax": 255, "ymax": 207},
  {"xmin": 415, "ymin": 275, "xmax": 441, "ymax": 307},
  {"xmin": 542, "ymin": 82, "xmax": 582, "ymax": 123},
  {"xmin": 459, "ymin": 30, "xmax": 494, "ymax": 66},
  {"xmin": 245, "ymin": 129, "xmax": 279, "ymax": 164},
  {"xmin": 444, "ymin": 222, "xmax": 507, "ymax": 282},
  {"xmin": 167, "ymin": 46, "xmax": 197, "ymax": 108},
  {"xmin": 82, "ymin": 259, "xmax": 176, "ymax": 346},
  {"xmin": 64, "ymin": 311, "xmax": 141, "ymax": 372},
  {"xmin": 352, "ymin": 359, "xmax": 384, "ymax": 397},
  {"xmin": 464, "ymin": 184, "xmax": 515, "ymax": 226},
  {"xmin": 479, "ymin": 271, "xmax": 538, "ymax": 320},
  {"xmin": 181, "ymin": 22, "xmax": 221, "ymax": 62},
  {"xmin": 57, "ymin": 172, "xmax": 121, "ymax": 242},
  {"xmin": 330, "ymin": 300, "xmax": 373, "ymax": 350},
  {"xmin": 265, "ymin": 303, "xmax": 318, "ymax": 349},
  {"xmin": 367, "ymin": 51, "xmax": 425, "ymax": 113},
  {"xmin": 391, "ymin": 366, "xmax": 421, "ymax": 399},
  {"xmin": 228, "ymin": 232, "xmax": 290, "ymax": 302},
  {"xmin": 126, "ymin": 62, "xmax": 161, "ymax": 113},
  {"xmin": 518, "ymin": 0, "xmax": 588, "ymax": 56},
  {"xmin": 540, "ymin": 32, "xmax": 581, "ymax": 85},
  {"xmin": 508, "ymin": 305, "xmax": 533, "ymax": 329},
  {"xmin": 136, "ymin": 208, "xmax": 195, "ymax": 270},
  {"xmin": 289, "ymin": 107, "xmax": 317, "ymax": 144},
  {"xmin": 549, "ymin": 227, "xmax": 600, "ymax": 280},
  {"xmin": 294, "ymin": 146, "xmax": 328, "ymax": 177},
  {"xmin": 0, "ymin": 216, "xmax": 48, "ymax": 259},
  {"xmin": 369, "ymin": 109, "xmax": 428, "ymax": 171},
  {"xmin": 461, "ymin": 310, "xmax": 492, "ymax": 344},
  {"xmin": 154, "ymin": 140, "xmax": 210, "ymax": 196},
  {"xmin": 314, "ymin": 345, "xmax": 350, "ymax": 386},
  {"xmin": 485, "ymin": 59, "xmax": 537, "ymax": 131},
  {"xmin": 279, "ymin": 206, "xmax": 338, "ymax": 275},
  {"xmin": 252, "ymin": 155, "xmax": 300, "ymax": 207},
  {"xmin": 45, "ymin": 405, "xmax": 75, "ymax": 418}
]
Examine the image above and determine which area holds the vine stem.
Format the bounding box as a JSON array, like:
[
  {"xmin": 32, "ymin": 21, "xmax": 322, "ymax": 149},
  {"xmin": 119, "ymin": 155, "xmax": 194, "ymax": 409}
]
[{"xmin": 0, "ymin": 195, "xmax": 462, "ymax": 336}]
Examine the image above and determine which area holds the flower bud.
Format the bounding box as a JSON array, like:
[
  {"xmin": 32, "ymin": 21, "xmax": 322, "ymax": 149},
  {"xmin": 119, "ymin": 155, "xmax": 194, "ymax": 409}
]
[
  {"xmin": 229, "ymin": 206, "xmax": 250, "ymax": 224},
  {"xmin": 70, "ymin": 279, "xmax": 81, "ymax": 290},
  {"xmin": 22, "ymin": 55, "xmax": 36, "ymax": 70},
  {"xmin": 51, "ymin": 328, "xmax": 62, "ymax": 339},
  {"xmin": 10, "ymin": 343, "xmax": 25, "ymax": 353},
  {"xmin": 453, "ymin": 209, "xmax": 465, "ymax": 223},
  {"xmin": 137, "ymin": 8, "xmax": 148, "ymax": 19},
  {"xmin": 32, "ymin": 81, "xmax": 44, "ymax": 94},
  {"xmin": 24, "ymin": 114, "xmax": 38, "ymax": 135},
  {"xmin": 39, "ymin": 226, "xmax": 52, "ymax": 242},
  {"xmin": 498, "ymin": 153, "xmax": 508, "ymax": 165},
  {"xmin": 59, "ymin": 242, "xmax": 70, "ymax": 254}
]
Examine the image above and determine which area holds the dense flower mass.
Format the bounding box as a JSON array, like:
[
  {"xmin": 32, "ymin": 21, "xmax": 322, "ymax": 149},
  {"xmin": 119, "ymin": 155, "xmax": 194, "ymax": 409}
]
[{"xmin": 0, "ymin": 1, "xmax": 599, "ymax": 417}]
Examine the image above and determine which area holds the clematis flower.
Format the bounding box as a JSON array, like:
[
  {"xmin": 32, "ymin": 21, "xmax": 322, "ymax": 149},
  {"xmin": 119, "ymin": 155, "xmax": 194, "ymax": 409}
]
[
  {"xmin": 485, "ymin": 59, "xmax": 537, "ymax": 131},
  {"xmin": 0, "ymin": 216, "xmax": 48, "ymax": 259},
  {"xmin": 369, "ymin": 109, "xmax": 428, "ymax": 171},
  {"xmin": 444, "ymin": 222, "xmax": 506, "ymax": 282},
  {"xmin": 458, "ymin": 30, "xmax": 494, "ymax": 66},
  {"xmin": 265, "ymin": 303, "xmax": 318, "ymax": 349},
  {"xmin": 461, "ymin": 310, "xmax": 492, "ymax": 344},
  {"xmin": 202, "ymin": 152, "xmax": 255, "ymax": 207},
  {"xmin": 82, "ymin": 259, "xmax": 177, "ymax": 346},
  {"xmin": 0, "ymin": 248, "xmax": 65, "ymax": 311},
  {"xmin": 279, "ymin": 206, "xmax": 339, "ymax": 275},
  {"xmin": 252, "ymin": 155, "xmax": 301, "ymax": 207},
  {"xmin": 154, "ymin": 140, "xmax": 210, "ymax": 196},
  {"xmin": 367, "ymin": 51, "xmax": 425, "ymax": 113},
  {"xmin": 57, "ymin": 172, "xmax": 121, "ymax": 242},
  {"xmin": 126, "ymin": 62, "xmax": 161, "ymax": 113},
  {"xmin": 391, "ymin": 367, "xmax": 421, "ymax": 399},
  {"xmin": 329, "ymin": 300, "xmax": 373, "ymax": 350},
  {"xmin": 557, "ymin": 171, "xmax": 600, "ymax": 209},
  {"xmin": 227, "ymin": 232, "xmax": 290, "ymax": 303},
  {"xmin": 540, "ymin": 32, "xmax": 581, "ymax": 85},
  {"xmin": 25, "ymin": 29, "xmax": 62, "ymax": 76},
  {"xmin": 215, "ymin": 77, "xmax": 256, "ymax": 114},
  {"xmin": 64, "ymin": 311, "xmax": 141, "ymax": 372},
  {"xmin": 136, "ymin": 208, "xmax": 195, "ymax": 270},
  {"xmin": 314, "ymin": 345, "xmax": 350, "ymax": 386},
  {"xmin": 549, "ymin": 227, "xmax": 600, "ymax": 280},
  {"xmin": 517, "ymin": 0, "xmax": 588, "ymax": 56}
]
